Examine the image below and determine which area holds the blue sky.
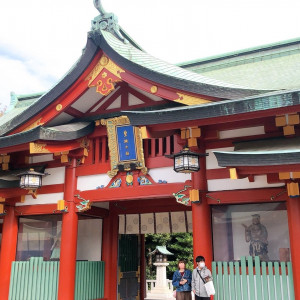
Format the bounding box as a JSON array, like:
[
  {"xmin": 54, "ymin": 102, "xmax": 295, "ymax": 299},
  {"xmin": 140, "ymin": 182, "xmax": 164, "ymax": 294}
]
[{"xmin": 0, "ymin": 0, "xmax": 300, "ymax": 108}]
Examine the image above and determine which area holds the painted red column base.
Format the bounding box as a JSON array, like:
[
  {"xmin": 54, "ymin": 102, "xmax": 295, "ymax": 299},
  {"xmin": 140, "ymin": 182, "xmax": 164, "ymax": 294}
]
[{"xmin": 0, "ymin": 206, "xmax": 18, "ymax": 300}]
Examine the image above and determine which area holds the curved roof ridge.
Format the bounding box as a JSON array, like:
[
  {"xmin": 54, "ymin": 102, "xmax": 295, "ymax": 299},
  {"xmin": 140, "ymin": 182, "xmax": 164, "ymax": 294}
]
[
  {"xmin": 178, "ymin": 36, "xmax": 300, "ymax": 68},
  {"xmin": 95, "ymin": 30, "xmax": 272, "ymax": 99}
]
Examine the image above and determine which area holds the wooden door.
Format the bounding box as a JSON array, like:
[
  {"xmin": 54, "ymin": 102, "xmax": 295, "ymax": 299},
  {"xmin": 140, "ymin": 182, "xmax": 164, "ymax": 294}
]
[{"xmin": 118, "ymin": 234, "xmax": 140, "ymax": 300}]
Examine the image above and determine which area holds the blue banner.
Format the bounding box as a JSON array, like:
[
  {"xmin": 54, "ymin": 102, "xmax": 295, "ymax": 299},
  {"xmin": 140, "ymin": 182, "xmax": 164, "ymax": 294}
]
[{"xmin": 116, "ymin": 125, "xmax": 137, "ymax": 161}]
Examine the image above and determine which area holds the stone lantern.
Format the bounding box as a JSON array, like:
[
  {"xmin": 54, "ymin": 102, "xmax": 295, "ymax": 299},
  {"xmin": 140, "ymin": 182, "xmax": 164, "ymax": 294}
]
[{"xmin": 146, "ymin": 246, "xmax": 174, "ymax": 299}]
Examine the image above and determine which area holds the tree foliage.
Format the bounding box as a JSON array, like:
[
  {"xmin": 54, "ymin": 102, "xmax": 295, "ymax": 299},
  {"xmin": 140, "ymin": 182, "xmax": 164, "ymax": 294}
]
[{"xmin": 145, "ymin": 233, "xmax": 193, "ymax": 279}]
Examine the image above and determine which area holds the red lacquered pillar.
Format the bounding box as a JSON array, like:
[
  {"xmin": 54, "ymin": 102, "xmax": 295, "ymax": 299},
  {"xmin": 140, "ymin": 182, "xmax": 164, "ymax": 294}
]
[
  {"xmin": 58, "ymin": 158, "xmax": 78, "ymax": 300},
  {"xmin": 102, "ymin": 213, "xmax": 113, "ymax": 299},
  {"xmin": 0, "ymin": 205, "xmax": 18, "ymax": 300},
  {"xmin": 102, "ymin": 203, "xmax": 119, "ymax": 300},
  {"xmin": 109, "ymin": 205, "xmax": 119, "ymax": 300},
  {"xmin": 286, "ymin": 197, "xmax": 300, "ymax": 300},
  {"xmin": 191, "ymin": 146, "xmax": 213, "ymax": 269}
]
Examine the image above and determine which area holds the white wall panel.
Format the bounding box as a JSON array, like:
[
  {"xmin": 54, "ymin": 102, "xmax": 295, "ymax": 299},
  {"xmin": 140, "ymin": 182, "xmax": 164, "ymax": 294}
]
[
  {"xmin": 77, "ymin": 219, "xmax": 102, "ymax": 261},
  {"xmin": 72, "ymin": 86, "xmax": 104, "ymax": 113},
  {"xmin": 148, "ymin": 166, "xmax": 191, "ymax": 183},
  {"xmin": 207, "ymin": 175, "xmax": 284, "ymax": 191},
  {"xmin": 43, "ymin": 167, "xmax": 65, "ymax": 185},
  {"xmin": 219, "ymin": 126, "xmax": 265, "ymax": 139},
  {"xmin": 128, "ymin": 93, "xmax": 144, "ymax": 106},
  {"xmin": 16, "ymin": 192, "xmax": 64, "ymax": 206},
  {"xmin": 130, "ymin": 86, "xmax": 162, "ymax": 101},
  {"xmin": 77, "ymin": 174, "xmax": 111, "ymax": 191},
  {"xmin": 30, "ymin": 154, "xmax": 54, "ymax": 164}
]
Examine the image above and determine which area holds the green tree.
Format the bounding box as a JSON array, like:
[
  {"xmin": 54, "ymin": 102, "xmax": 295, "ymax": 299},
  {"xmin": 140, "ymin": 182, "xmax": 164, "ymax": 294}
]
[{"xmin": 145, "ymin": 233, "xmax": 193, "ymax": 280}]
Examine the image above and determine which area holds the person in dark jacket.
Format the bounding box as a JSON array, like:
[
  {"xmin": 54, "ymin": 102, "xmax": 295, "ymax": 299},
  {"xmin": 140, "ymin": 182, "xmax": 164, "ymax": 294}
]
[{"xmin": 172, "ymin": 259, "xmax": 192, "ymax": 300}]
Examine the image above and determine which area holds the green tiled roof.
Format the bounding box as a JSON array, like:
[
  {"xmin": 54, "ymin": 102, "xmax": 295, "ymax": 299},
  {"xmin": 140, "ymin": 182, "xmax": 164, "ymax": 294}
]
[
  {"xmin": 101, "ymin": 30, "xmax": 263, "ymax": 91},
  {"xmin": 179, "ymin": 38, "xmax": 300, "ymax": 90},
  {"xmin": 149, "ymin": 245, "xmax": 174, "ymax": 256},
  {"xmin": 0, "ymin": 92, "xmax": 44, "ymax": 128}
]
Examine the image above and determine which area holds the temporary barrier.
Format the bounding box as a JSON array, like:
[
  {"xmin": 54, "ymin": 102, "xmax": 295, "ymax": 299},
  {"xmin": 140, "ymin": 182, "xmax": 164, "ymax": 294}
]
[
  {"xmin": 9, "ymin": 257, "xmax": 104, "ymax": 300},
  {"xmin": 212, "ymin": 256, "xmax": 295, "ymax": 300}
]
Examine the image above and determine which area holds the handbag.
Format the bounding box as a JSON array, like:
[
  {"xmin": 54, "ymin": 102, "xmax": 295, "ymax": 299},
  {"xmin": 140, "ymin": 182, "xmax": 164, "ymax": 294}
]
[
  {"xmin": 204, "ymin": 280, "xmax": 215, "ymax": 296},
  {"xmin": 197, "ymin": 269, "xmax": 215, "ymax": 296}
]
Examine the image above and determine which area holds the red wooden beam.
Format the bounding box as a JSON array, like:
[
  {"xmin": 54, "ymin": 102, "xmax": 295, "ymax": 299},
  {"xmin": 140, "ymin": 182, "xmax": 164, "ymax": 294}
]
[
  {"xmin": 120, "ymin": 70, "xmax": 217, "ymax": 102},
  {"xmin": 78, "ymin": 182, "xmax": 190, "ymax": 202},
  {"xmin": 0, "ymin": 144, "xmax": 29, "ymax": 155},
  {"xmin": 14, "ymin": 204, "xmax": 61, "ymax": 216},
  {"xmin": 111, "ymin": 197, "xmax": 191, "ymax": 214},
  {"xmin": 76, "ymin": 162, "xmax": 110, "ymax": 176},
  {"xmin": 0, "ymin": 188, "xmax": 27, "ymax": 198},
  {"xmin": 206, "ymin": 168, "xmax": 230, "ymax": 180},
  {"xmin": 92, "ymin": 87, "xmax": 122, "ymax": 114},
  {"xmin": 206, "ymin": 187, "xmax": 287, "ymax": 205},
  {"xmin": 0, "ymin": 184, "xmax": 64, "ymax": 199},
  {"xmin": 128, "ymin": 86, "xmax": 162, "ymax": 105},
  {"xmin": 79, "ymin": 206, "xmax": 108, "ymax": 218},
  {"xmin": 65, "ymin": 106, "xmax": 84, "ymax": 118}
]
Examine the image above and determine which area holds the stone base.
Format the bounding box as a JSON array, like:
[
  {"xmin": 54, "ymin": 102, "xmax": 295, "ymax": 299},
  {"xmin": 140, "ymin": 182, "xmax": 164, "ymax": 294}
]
[{"xmin": 145, "ymin": 293, "xmax": 174, "ymax": 300}]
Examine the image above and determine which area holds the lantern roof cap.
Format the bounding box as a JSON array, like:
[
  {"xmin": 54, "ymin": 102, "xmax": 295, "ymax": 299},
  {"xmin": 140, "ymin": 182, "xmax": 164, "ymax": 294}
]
[
  {"xmin": 166, "ymin": 147, "xmax": 208, "ymax": 159},
  {"xmin": 149, "ymin": 245, "xmax": 174, "ymax": 256},
  {"xmin": 17, "ymin": 169, "xmax": 48, "ymax": 177}
]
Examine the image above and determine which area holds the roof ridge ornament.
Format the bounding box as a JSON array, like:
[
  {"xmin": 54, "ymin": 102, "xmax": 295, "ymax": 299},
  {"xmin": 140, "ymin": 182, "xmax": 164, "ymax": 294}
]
[
  {"xmin": 91, "ymin": 0, "xmax": 128, "ymax": 44},
  {"xmin": 93, "ymin": 0, "xmax": 106, "ymax": 16}
]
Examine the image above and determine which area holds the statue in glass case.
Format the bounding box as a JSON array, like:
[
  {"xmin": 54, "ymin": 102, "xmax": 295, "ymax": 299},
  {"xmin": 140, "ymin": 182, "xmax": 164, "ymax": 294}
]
[{"xmin": 242, "ymin": 214, "xmax": 269, "ymax": 261}]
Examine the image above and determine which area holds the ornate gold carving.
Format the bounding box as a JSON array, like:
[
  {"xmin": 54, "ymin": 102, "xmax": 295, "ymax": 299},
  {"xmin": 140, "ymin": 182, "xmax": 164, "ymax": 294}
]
[
  {"xmin": 126, "ymin": 174, "xmax": 133, "ymax": 184},
  {"xmin": 150, "ymin": 85, "xmax": 158, "ymax": 94},
  {"xmin": 175, "ymin": 93, "xmax": 212, "ymax": 106},
  {"xmin": 2, "ymin": 163, "xmax": 8, "ymax": 171},
  {"xmin": 79, "ymin": 137, "xmax": 90, "ymax": 149},
  {"xmin": 2, "ymin": 155, "xmax": 10, "ymax": 163},
  {"xmin": 29, "ymin": 142, "xmax": 51, "ymax": 154},
  {"xmin": 22, "ymin": 118, "xmax": 44, "ymax": 132},
  {"xmin": 102, "ymin": 116, "xmax": 147, "ymax": 178},
  {"xmin": 61, "ymin": 154, "xmax": 69, "ymax": 163},
  {"xmin": 86, "ymin": 55, "xmax": 125, "ymax": 96},
  {"xmin": 101, "ymin": 115, "xmax": 130, "ymax": 126},
  {"xmin": 100, "ymin": 56, "xmax": 109, "ymax": 66},
  {"xmin": 56, "ymin": 104, "xmax": 63, "ymax": 111}
]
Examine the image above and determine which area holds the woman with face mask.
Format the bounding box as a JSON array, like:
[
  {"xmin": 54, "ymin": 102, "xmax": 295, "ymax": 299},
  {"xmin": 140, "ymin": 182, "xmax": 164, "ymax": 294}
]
[{"xmin": 192, "ymin": 256, "xmax": 212, "ymax": 300}]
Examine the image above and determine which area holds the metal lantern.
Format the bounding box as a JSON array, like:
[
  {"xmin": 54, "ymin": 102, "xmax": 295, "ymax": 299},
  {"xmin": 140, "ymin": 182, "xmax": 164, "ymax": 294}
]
[
  {"xmin": 166, "ymin": 147, "xmax": 208, "ymax": 173},
  {"xmin": 18, "ymin": 169, "xmax": 46, "ymax": 190}
]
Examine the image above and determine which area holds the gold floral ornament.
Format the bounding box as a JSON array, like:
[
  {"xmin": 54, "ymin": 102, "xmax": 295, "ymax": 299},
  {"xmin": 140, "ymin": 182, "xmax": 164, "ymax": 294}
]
[
  {"xmin": 86, "ymin": 55, "xmax": 124, "ymax": 96},
  {"xmin": 175, "ymin": 93, "xmax": 212, "ymax": 105}
]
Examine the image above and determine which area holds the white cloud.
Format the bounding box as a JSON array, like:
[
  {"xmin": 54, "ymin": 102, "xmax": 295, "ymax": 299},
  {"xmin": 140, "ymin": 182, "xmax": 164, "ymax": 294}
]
[
  {"xmin": 0, "ymin": 0, "xmax": 300, "ymax": 107},
  {"xmin": 0, "ymin": 56, "xmax": 52, "ymax": 105}
]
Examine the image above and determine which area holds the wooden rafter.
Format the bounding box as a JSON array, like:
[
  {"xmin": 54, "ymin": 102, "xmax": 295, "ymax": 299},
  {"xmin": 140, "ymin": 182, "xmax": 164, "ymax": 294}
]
[
  {"xmin": 65, "ymin": 106, "xmax": 84, "ymax": 118},
  {"xmin": 128, "ymin": 86, "xmax": 160, "ymax": 105}
]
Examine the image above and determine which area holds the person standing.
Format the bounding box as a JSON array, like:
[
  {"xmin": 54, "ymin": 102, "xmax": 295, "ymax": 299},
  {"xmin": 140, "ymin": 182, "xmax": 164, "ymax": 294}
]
[
  {"xmin": 172, "ymin": 259, "xmax": 192, "ymax": 300},
  {"xmin": 192, "ymin": 256, "xmax": 212, "ymax": 300}
]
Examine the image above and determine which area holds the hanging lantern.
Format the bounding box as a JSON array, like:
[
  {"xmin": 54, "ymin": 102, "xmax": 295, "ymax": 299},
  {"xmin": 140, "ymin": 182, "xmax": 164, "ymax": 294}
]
[
  {"xmin": 166, "ymin": 147, "xmax": 208, "ymax": 173},
  {"xmin": 18, "ymin": 169, "xmax": 46, "ymax": 190}
]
